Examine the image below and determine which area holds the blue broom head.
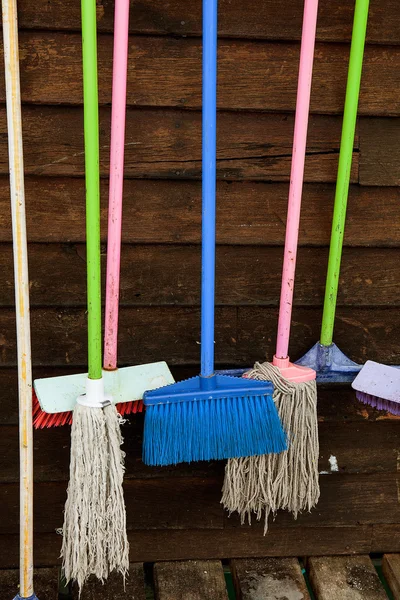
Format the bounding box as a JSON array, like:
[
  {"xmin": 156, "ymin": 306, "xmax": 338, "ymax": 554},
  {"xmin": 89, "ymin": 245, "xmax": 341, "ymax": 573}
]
[{"xmin": 142, "ymin": 374, "xmax": 287, "ymax": 466}]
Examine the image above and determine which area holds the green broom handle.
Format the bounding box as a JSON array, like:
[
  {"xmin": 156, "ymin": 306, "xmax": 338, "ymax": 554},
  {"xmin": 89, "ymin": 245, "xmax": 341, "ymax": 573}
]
[
  {"xmin": 320, "ymin": 0, "xmax": 369, "ymax": 347},
  {"xmin": 82, "ymin": 0, "xmax": 102, "ymax": 380}
]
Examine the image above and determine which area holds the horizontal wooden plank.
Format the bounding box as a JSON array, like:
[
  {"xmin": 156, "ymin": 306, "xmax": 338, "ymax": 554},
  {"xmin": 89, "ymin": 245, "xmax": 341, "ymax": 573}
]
[
  {"xmin": 71, "ymin": 563, "xmax": 146, "ymax": 600},
  {"xmin": 308, "ymin": 556, "xmax": 387, "ymax": 600},
  {"xmin": 231, "ymin": 557, "xmax": 310, "ymax": 600},
  {"xmin": 154, "ymin": 561, "xmax": 228, "ymax": 600},
  {"xmin": 382, "ymin": 554, "xmax": 400, "ymax": 600},
  {"xmin": 1, "ymin": 179, "xmax": 398, "ymax": 247},
  {"xmin": 360, "ymin": 118, "xmax": 400, "ymax": 186},
  {"xmin": 1, "ymin": 418, "xmax": 399, "ymax": 483},
  {"xmin": 0, "ymin": 107, "xmax": 354, "ymax": 183},
  {"xmin": 0, "ymin": 477, "xmax": 224, "ymax": 535},
  {"xmin": 224, "ymin": 472, "xmax": 400, "ymax": 530},
  {"xmin": 1, "ymin": 306, "xmax": 400, "ymax": 368},
  {"xmin": 2, "ymin": 33, "xmax": 399, "ymax": 115},
  {"xmin": 1, "ymin": 368, "xmax": 398, "ymax": 426},
  {"xmin": 1, "ymin": 473, "xmax": 399, "ymax": 535},
  {"xmin": 0, "ymin": 567, "xmax": 59, "ymax": 599},
  {"xmin": 5, "ymin": 0, "xmax": 400, "ymax": 44},
  {"xmin": 0, "ymin": 525, "xmax": 378, "ymax": 569},
  {"xmin": 1, "ymin": 244, "xmax": 399, "ymax": 308}
]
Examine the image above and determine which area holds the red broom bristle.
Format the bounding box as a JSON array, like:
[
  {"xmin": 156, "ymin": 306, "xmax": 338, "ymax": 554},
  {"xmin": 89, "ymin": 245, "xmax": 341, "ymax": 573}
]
[{"xmin": 32, "ymin": 390, "xmax": 144, "ymax": 428}]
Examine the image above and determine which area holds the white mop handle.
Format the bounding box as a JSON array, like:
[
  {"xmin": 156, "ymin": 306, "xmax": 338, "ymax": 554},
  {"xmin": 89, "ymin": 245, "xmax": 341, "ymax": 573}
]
[{"xmin": 1, "ymin": 0, "xmax": 34, "ymax": 595}]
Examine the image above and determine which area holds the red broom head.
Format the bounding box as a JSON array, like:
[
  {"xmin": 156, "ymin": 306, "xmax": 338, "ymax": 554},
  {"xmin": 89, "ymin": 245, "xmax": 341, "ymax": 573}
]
[{"xmin": 32, "ymin": 390, "xmax": 144, "ymax": 428}]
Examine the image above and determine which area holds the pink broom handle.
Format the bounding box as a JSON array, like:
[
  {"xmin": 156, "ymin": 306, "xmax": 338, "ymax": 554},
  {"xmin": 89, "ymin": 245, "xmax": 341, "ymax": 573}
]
[
  {"xmin": 275, "ymin": 0, "xmax": 319, "ymax": 361},
  {"xmin": 104, "ymin": 0, "xmax": 130, "ymax": 370}
]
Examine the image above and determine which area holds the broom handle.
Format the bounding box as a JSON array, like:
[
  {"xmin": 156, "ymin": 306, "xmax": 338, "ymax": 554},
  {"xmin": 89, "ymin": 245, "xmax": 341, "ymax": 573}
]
[
  {"xmin": 2, "ymin": 0, "xmax": 34, "ymax": 595},
  {"xmin": 82, "ymin": 0, "xmax": 102, "ymax": 380},
  {"xmin": 320, "ymin": 0, "xmax": 369, "ymax": 347},
  {"xmin": 275, "ymin": 0, "xmax": 318, "ymax": 360},
  {"xmin": 104, "ymin": 0, "xmax": 130, "ymax": 370},
  {"xmin": 201, "ymin": 0, "xmax": 217, "ymax": 377}
]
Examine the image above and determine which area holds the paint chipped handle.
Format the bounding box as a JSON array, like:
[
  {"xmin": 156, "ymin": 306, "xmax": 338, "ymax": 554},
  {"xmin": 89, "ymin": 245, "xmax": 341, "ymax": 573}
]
[
  {"xmin": 275, "ymin": 0, "xmax": 319, "ymax": 360},
  {"xmin": 104, "ymin": 0, "xmax": 130, "ymax": 370}
]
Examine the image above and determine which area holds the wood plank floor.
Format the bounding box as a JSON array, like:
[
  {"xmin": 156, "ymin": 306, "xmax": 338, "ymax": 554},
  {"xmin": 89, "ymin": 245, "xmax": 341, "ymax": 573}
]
[{"xmin": 2, "ymin": 555, "xmax": 399, "ymax": 599}]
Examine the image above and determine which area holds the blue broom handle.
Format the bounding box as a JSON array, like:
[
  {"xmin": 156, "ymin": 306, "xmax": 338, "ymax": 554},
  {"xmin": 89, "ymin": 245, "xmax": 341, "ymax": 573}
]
[{"xmin": 201, "ymin": 0, "xmax": 218, "ymax": 378}]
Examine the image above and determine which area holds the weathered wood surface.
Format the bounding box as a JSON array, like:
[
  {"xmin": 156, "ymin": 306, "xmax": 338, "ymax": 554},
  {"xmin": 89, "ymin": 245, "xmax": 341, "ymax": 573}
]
[
  {"xmin": 360, "ymin": 118, "xmax": 400, "ymax": 186},
  {"xmin": 383, "ymin": 554, "xmax": 400, "ymax": 600},
  {"xmin": 0, "ymin": 244, "xmax": 399, "ymax": 308},
  {"xmin": 154, "ymin": 560, "xmax": 228, "ymax": 600},
  {"xmin": 231, "ymin": 557, "xmax": 310, "ymax": 600},
  {"xmin": 1, "ymin": 34, "xmax": 399, "ymax": 115},
  {"xmin": 71, "ymin": 563, "xmax": 146, "ymax": 600},
  {"xmin": 1, "ymin": 179, "xmax": 399, "ymax": 247},
  {"xmin": 308, "ymin": 555, "xmax": 387, "ymax": 600},
  {"xmin": 0, "ymin": 107, "xmax": 355, "ymax": 183},
  {"xmin": 1, "ymin": 307, "xmax": 400, "ymax": 367},
  {"xmin": 1, "ymin": 525, "xmax": 397, "ymax": 569},
  {"xmin": 2, "ymin": 369, "xmax": 399, "ymax": 426},
  {"xmin": 1, "ymin": 472, "xmax": 399, "ymax": 535},
  {"xmin": 3, "ymin": 306, "xmax": 399, "ymax": 367},
  {"xmin": 0, "ymin": 567, "xmax": 59, "ymax": 599},
  {"xmin": 3, "ymin": 0, "xmax": 400, "ymax": 44},
  {"xmin": 0, "ymin": 417, "xmax": 399, "ymax": 482}
]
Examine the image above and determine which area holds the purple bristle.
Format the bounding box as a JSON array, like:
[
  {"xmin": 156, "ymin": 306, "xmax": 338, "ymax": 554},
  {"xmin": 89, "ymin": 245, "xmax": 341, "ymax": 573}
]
[{"xmin": 356, "ymin": 391, "xmax": 400, "ymax": 416}]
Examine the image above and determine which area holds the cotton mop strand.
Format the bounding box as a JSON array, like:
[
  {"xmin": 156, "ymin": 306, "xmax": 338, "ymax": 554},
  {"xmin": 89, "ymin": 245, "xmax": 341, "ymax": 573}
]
[
  {"xmin": 222, "ymin": 0, "xmax": 320, "ymax": 533},
  {"xmin": 62, "ymin": 0, "xmax": 128, "ymax": 588}
]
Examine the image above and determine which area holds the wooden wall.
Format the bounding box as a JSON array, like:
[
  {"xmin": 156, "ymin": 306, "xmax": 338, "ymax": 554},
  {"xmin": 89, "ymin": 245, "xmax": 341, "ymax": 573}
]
[{"xmin": 0, "ymin": 0, "xmax": 400, "ymax": 568}]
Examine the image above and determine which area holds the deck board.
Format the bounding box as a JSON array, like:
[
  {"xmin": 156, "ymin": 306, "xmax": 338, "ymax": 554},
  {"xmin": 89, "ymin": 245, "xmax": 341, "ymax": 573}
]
[
  {"xmin": 72, "ymin": 563, "xmax": 146, "ymax": 599},
  {"xmin": 231, "ymin": 557, "xmax": 310, "ymax": 599},
  {"xmin": 383, "ymin": 554, "xmax": 400, "ymax": 600},
  {"xmin": 308, "ymin": 556, "xmax": 387, "ymax": 600},
  {"xmin": 154, "ymin": 560, "xmax": 228, "ymax": 600}
]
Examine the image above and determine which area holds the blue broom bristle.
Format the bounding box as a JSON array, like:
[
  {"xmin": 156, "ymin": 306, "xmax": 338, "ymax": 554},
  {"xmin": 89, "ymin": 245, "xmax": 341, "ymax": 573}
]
[{"xmin": 143, "ymin": 394, "xmax": 286, "ymax": 466}]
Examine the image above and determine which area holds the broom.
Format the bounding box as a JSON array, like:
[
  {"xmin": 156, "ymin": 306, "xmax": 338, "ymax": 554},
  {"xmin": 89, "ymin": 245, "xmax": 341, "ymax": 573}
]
[
  {"xmin": 32, "ymin": 0, "xmax": 174, "ymax": 428},
  {"xmin": 2, "ymin": 0, "xmax": 38, "ymax": 596},
  {"xmin": 352, "ymin": 362, "xmax": 400, "ymax": 416},
  {"xmin": 296, "ymin": 0, "xmax": 369, "ymax": 383},
  {"xmin": 142, "ymin": 0, "xmax": 287, "ymax": 467},
  {"xmin": 33, "ymin": 0, "xmax": 129, "ymax": 589},
  {"xmin": 222, "ymin": 0, "xmax": 320, "ymax": 532}
]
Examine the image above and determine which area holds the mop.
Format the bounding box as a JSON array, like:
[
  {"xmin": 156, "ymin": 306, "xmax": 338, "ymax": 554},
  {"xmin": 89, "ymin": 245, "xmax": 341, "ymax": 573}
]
[
  {"xmin": 32, "ymin": 0, "xmax": 128, "ymax": 589},
  {"xmin": 222, "ymin": 0, "xmax": 319, "ymax": 533},
  {"xmin": 2, "ymin": 0, "xmax": 38, "ymax": 597},
  {"xmin": 142, "ymin": 0, "xmax": 287, "ymax": 468},
  {"xmin": 295, "ymin": 0, "xmax": 370, "ymax": 382},
  {"xmin": 33, "ymin": 0, "xmax": 174, "ymax": 428}
]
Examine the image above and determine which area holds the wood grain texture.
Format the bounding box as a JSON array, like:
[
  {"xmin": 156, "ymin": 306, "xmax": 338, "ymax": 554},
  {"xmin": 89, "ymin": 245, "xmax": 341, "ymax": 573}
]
[
  {"xmin": 2, "ymin": 369, "xmax": 398, "ymax": 426},
  {"xmin": 1, "ymin": 473, "xmax": 400, "ymax": 534},
  {"xmin": 1, "ymin": 33, "xmax": 399, "ymax": 115},
  {"xmin": 360, "ymin": 118, "xmax": 400, "ymax": 186},
  {"xmin": 2, "ymin": 306, "xmax": 400, "ymax": 367},
  {"xmin": 1, "ymin": 418, "xmax": 399, "ymax": 483},
  {"xmin": 4, "ymin": 0, "xmax": 400, "ymax": 44},
  {"xmin": 0, "ymin": 106, "xmax": 354, "ymax": 183},
  {"xmin": 71, "ymin": 563, "xmax": 146, "ymax": 600},
  {"xmin": 0, "ymin": 525, "xmax": 382, "ymax": 569},
  {"xmin": 383, "ymin": 554, "xmax": 400, "ymax": 600},
  {"xmin": 0, "ymin": 244, "xmax": 399, "ymax": 308},
  {"xmin": 1, "ymin": 179, "xmax": 398, "ymax": 247},
  {"xmin": 308, "ymin": 556, "xmax": 387, "ymax": 600},
  {"xmin": 0, "ymin": 567, "xmax": 59, "ymax": 599},
  {"xmin": 154, "ymin": 561, "xmax": 228, "ymax": 600},
  {"xmin": 231, "ymin": 557, "xmax": 310, "ymax": 600}
]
